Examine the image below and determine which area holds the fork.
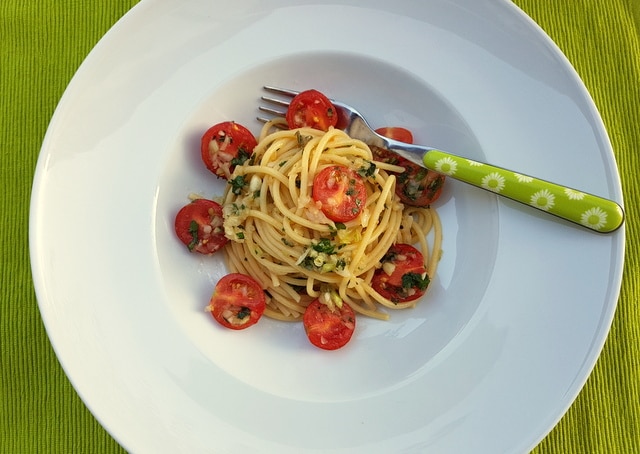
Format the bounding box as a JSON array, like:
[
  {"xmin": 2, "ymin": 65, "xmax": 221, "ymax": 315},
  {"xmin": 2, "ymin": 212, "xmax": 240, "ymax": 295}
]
[{"xmin": 259, "ymin": 86, "xmax": 624, "ymax": 233}]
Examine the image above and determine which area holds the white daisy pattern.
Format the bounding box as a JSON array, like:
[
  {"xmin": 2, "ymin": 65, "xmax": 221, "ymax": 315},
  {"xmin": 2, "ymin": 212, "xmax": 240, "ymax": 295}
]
[
  {"xmin": 580, "ymin": 207, "xmax": 608, "ymax": 230},
  {"xmin": 467, "ymin": 159, "xmax": 483, "ymax": 167},
  {"xmin": 564, "ymin": 188, "xmax": 586, "ymax": 200},
  {"xmin": 530, "ymin": 189, "xmax": 555, "ymax": 211},
  {"xmin": 514, "ymin": 173, "xmax": 533, "ymax": 183},
  {"xmin": 481, "ymin": 172, "xmax": 506, "ymax": 193},
  {"xmin": 434, "ymin": 157, "xmax": 458, "ymax": 175}
]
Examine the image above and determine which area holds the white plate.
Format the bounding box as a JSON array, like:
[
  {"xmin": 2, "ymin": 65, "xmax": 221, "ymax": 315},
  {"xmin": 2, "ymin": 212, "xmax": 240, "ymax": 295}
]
[{"xmin": 30, "ymin": 0, "xmax": 625, "ymax": 452}]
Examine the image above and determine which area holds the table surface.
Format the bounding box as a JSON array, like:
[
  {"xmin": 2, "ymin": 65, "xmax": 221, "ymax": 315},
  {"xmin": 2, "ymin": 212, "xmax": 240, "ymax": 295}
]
[{"xmin": 2, "ymin": 0, "xmax": 638, "ymax": 452}]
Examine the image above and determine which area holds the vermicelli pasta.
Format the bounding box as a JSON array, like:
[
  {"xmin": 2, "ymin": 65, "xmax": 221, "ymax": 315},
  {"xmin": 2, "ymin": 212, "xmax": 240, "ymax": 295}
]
[{"xmin": 221, "ymin": 119, "xmax": 441, "ymax": 321}]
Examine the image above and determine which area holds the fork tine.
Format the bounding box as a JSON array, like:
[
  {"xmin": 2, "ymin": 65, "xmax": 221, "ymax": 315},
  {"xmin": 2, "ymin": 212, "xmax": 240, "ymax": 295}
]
[
  {"xmin": 258, "ymin": 87, "xmax": 300, "ymax": 124},
  {"xmin": 257, "ymin": 105, "xmax": 286, "ymax": 121},
  {"xmin": 258, "ymin": 105, "xmax": 285, "ymax": 114},
  {"xmin": 257, "ymin": 100, "xmax": 287, "ymax": 124},
  {"xmin": 263, "ymin": 86, "xmax": 300, "ymax": 97},
  {"xmin": 260, "ymin": 95, "xmax": 290, "ymax": 109}
]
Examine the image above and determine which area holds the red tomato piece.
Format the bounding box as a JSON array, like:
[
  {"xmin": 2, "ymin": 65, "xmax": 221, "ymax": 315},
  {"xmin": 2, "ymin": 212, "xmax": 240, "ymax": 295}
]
[
  {"xmin": 174, "ymin": 199, "xmax": 228, "ymax": 254},
  {"xmin": 372, "ymin": 146, "xmax": 445, "ymax": 207},
  {"xmin": 207, "ymin": 273, "xmax": 266, "ymax": 330},
  {"xmin": 372, "ymin": 244, "xmax": 430, "ymax": 304},
  {"xmin": 285, "ymin": 89, "xmax": 338, "ymax": 131},
  {"xmin": 395, "ymin": 160, "xmax": 446, "ymax": 206},
  {"xmin": 374, "ymin": 126, "xmax": 414, "ymax": 144},
  {"xmin": 201, "ymin": 121, "xmax": 257, "ymax": 179},
  {"xmin": 303, "ymin": 299, "xmax": 356, "ymax": 350},
  {"xmin": 312, "ymin": 165, "xmax": 367, "ymax": 223}
]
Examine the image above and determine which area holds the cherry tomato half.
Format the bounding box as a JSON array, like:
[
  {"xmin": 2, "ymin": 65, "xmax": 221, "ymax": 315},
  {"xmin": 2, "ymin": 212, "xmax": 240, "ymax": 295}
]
[
  {"xmin": 372, "ymin": 243, "xmax": 430, "ymax": 304},
  {"xmin": 374, "ymin": 126, "xmax": 414, "ymax": 144},
  {"xmin": 174, "ymin": 199, "xmax": 228, "ymax": 254},
  {"xmin": 201, "ymin": 121, "xmax": 257, "ymax": 179},
  {"xmin": 395, "ymin": 160, "xmax": 446, "ymax": 206},
  {"xmin": 372, "ymin": 145, "xmax": 445, "ymax": 207},
  {"xmin": 312, "ymin": 165, "xmax": 367, "ymax": 223},
  {"xmin": 207, "ymin": 273, "xmax": 266, "ymax": 330},
  {"xmin": 286, "ymin": 89, "xmax": 338, "ymax": 131},
  {"xmin": 303, "ymin": 299, "xmax": 356, "ymax": 350}
]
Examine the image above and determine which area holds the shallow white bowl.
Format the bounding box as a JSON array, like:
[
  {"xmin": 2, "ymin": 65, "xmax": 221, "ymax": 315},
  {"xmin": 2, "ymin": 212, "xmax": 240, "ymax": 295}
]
[{"xmin": 30, "ymin": 0, "xmax": 625, "ymax": 452}]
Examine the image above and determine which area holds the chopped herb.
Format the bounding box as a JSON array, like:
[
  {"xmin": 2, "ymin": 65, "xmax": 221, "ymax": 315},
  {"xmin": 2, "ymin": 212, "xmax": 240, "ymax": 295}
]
[
  {"xmin": 281, "ymin": 238, "xmax": 295, "ymax": 247},
  {"xmin": 230, "ymin": 148, "xmax": 251, "ymax": 167},
  {"xmin": 228, "ymin": 175, "xmax": 247, "ymax": 195},
  {"xmin": 296, "ymin": 130, "xmax": 312, "ymax": 147},
  {"xmin": 237, "ymin": 307, "xmax": 251, "ymax": 319},
  {"xmin": 236, "ymin": 232, "xmax": 245, "ymax": 240},
  {"xmin": 300, "ymin": 255, "xmax": 317, "ymax": 270},
  {"xmin": 299, "ymin": 241, "xmax": 347, "ymax": 273},
  {"xmin": 401, "ymin": 272, "xmax": 430, "ymax": 291},
  {"xmin": 429, "ymin": 177, "xmax": 444, "ymax": 191},
  {"xmin": 312, "ymin": 238, "xmax": 334, "ymax": 254},
  {"xmin": 227, "ymin": 202, "xmax": 246, "ymax": 216},
  {"xmin": 334, "ymin": 222, "xmax": 346, "ymax": 230},
  {"xmin": 187, "ymin": 220, "xmax": 199, "ymax": 251},
  {"xmin": 381, "ymin": 249, "xmax": 397, "ymax": 262},
  {"xmin": 415, "ymin": 168, "xmax": 428, "ymax": 180},
  {"xmin": 357, "ymin": 161, "xmax": 377, "ymax": 178},
  {"xmin": 279, "ymin": 161, "xmax": 287, "ymax": 167}
]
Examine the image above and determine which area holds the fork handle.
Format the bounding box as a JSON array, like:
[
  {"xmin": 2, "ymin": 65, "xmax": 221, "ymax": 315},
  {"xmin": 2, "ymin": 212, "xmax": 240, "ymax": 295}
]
[{"xmin": 422, "ymin": 150, "xmax": 624, "ymax": 233}]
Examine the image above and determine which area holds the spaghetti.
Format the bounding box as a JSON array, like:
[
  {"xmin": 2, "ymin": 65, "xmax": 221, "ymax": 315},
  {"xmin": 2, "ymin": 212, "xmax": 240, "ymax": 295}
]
[{"xmin": 221, "ymin": 119, "xmax": 442, "ymax": 321}]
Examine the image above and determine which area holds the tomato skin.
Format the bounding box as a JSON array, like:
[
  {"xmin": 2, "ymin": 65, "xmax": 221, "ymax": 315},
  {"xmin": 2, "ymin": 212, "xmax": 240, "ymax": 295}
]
[
  {"xmin": 372, "ymin": 244, "xmax": 430, "ymax": 303},
  {"xmin": 207, "ymin": 273, "xmax": 266, "ymax": 330},
  {"xmin": 303, "ymin": 299, "xmax": 356, "ymax": 350},
  {"xmin": 201, "ymin": 121, "xmax": 257, "ymax": 179},
  {"xmin": 174, "ymin": 199, "xmax": 228, "ymax": 254},
  {"xmin": 374, "ymin": 127, "xmax": 414, "ymax": 144},
  {"xmin": 312, "ymin": 165, "xmax": 367, "ymax": 223},
  {"xmin": 372, "ymin": 145, "xmax": 445, "ymax": 207},
  {"xmin": 286, "ymin": 89, "xmax": 338, "ymax": 131}
]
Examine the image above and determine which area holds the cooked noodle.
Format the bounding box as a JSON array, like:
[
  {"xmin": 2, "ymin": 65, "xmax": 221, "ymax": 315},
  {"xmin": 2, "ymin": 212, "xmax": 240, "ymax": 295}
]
[{"xmin": 221, "ymin": 119, "xmax": 442, "ymax": 321}]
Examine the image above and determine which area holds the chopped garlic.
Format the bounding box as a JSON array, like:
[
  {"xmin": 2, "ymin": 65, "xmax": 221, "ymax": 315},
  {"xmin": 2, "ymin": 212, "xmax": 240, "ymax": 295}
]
[
  {"xmin": 249, "ymin": 175, "xmax": 262, "ymax": 192},
  {"xmin": 382, "ymin": 262, "xmax": 396, "ymax": 276}
]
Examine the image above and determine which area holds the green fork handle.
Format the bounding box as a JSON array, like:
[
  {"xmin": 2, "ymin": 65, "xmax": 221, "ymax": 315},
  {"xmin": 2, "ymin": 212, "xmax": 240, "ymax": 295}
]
[{"xmin": 422, "ymin": 150, "xmax": 624, "ymax": 233}]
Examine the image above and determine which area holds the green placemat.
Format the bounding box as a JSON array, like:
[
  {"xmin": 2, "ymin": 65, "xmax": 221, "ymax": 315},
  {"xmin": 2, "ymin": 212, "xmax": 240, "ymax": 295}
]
[{"xmin": 1, "ymin": 1, "xmax": 638, "ymax": 452}]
